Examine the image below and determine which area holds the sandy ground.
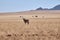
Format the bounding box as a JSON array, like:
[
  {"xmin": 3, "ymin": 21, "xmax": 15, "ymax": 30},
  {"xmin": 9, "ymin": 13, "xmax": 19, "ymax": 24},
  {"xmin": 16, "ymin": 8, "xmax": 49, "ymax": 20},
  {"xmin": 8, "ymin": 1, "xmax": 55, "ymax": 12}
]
[{"xmin": 0, "ymin": 10, "xmax": 59, "ymax": 40}]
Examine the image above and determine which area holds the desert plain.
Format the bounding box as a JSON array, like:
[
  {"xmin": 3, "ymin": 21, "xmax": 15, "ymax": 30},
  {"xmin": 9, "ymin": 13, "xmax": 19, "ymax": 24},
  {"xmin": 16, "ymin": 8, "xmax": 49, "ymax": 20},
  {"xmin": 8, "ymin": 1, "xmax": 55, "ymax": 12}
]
[{"xmin": 0, "ymin": 10, "xmax": 60, "ymax": 40}]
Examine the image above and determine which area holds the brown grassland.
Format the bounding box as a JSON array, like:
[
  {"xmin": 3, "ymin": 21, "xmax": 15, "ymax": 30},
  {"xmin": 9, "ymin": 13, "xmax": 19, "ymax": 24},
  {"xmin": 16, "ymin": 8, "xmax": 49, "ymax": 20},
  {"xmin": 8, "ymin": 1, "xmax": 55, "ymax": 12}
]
[{"xmin": 0, "ymin": 10, "xmax": 60, "ymax": 40}]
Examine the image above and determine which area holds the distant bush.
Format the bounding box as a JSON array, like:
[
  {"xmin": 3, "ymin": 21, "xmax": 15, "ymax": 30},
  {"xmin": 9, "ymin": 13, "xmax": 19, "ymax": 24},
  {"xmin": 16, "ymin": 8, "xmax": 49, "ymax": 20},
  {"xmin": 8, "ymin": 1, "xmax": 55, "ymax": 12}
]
[
  {"xmin": 20, "ymin": 16, "xmax": 21, "ymax": 17},
  {"xmin": 35, "ymin": 16, "xmax": 38, "ymax": 17}
]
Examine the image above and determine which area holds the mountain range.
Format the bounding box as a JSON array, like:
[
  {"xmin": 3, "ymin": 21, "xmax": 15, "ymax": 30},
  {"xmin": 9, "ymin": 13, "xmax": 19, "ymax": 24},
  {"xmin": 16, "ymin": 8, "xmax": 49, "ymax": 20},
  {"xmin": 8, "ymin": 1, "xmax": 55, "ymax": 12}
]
[{"xmin": 36, "ymin": 5, "xmax": 60, "ymax": 10}]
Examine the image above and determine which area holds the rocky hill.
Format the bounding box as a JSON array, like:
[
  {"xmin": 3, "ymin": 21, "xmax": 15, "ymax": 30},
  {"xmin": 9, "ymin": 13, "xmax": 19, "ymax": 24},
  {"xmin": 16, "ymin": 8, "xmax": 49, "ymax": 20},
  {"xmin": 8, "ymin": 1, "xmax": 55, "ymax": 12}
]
[{"xmin": 36, "ymin": 5, "xmax": 60, "ymax": 10}]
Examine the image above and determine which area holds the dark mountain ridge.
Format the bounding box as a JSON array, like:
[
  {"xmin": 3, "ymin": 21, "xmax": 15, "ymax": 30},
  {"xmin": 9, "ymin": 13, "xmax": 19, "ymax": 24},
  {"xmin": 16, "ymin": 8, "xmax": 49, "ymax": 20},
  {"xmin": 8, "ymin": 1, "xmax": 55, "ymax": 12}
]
[{"xmin": 36, "ymin": 5, "xmax": 60, "ymax": 10}]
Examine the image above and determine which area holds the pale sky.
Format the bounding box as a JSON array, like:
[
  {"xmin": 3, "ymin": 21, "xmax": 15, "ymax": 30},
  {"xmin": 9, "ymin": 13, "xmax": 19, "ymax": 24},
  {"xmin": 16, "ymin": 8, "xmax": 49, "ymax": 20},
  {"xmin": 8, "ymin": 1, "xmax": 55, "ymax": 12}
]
[{"xmin": 0, "ymin": 0, "xmax": 60, "ymax": 12}]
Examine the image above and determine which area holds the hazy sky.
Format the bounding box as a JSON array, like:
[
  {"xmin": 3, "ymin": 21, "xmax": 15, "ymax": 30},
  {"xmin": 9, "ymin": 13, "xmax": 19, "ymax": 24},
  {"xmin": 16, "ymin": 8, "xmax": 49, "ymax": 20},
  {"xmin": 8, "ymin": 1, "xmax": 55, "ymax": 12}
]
[{"xmin": 0, "ymin": 0, "xmax": 60, "ymax": 12}]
